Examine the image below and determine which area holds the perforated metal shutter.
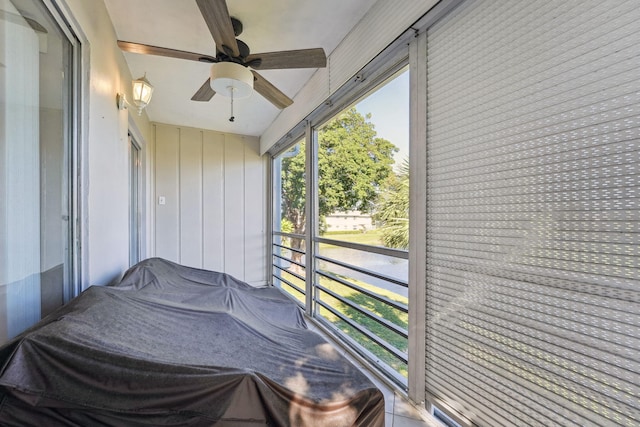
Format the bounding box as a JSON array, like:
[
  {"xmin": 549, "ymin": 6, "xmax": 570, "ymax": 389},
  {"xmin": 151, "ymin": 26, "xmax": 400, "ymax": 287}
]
[{"xmin": 425, "ymin": 1, "xmax": 640, "ymax": 426}]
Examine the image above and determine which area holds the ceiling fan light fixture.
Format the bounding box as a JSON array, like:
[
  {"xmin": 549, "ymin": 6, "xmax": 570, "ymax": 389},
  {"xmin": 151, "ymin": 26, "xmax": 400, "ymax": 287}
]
[{"xmin": 210, "ymin": 62, "xmax": 253, "ymax": 99}]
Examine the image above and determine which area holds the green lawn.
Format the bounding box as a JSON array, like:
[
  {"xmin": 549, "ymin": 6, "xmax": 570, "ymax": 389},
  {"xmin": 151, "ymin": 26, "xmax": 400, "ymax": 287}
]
[
  {"xmin": 320, "ymin": 229, "xmax": 384, "ymax": 247},
  {"xmin": 318, "ymin": 277, "xmax": 408, "ymax": 377}
]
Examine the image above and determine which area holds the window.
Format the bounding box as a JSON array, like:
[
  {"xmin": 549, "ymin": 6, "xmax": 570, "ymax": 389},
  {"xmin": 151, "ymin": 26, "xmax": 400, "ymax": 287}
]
[
  {"xmin": 272, "ymin": 140, "xmax": 307, "ymax": 306},
  {"xmin": 272, "ymin": 67, "xmax": 411, "ymax": 386},
  {"xmin": 0, "ymin": 0, "xmax": 78, "ymax": 342},
  {"xmin": 313, "ymin": 68, "xmax": 410, "ymax": 384}
]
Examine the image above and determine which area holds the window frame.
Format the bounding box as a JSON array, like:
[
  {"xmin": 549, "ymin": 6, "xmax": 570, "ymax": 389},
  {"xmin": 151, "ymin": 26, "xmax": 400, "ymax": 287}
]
[
  {"xmin": 271, "ymin": 138, "xmax": 308, "ymax": 308},
  {"xmin": 269, "ymin": 43, "xmax": 417, "ymax": 390},
  {"xmin": 268, "ymin": 0, "xmax": 461, "ymax": 403},
  {"xmin": 43, "ymin": 0, "xmax": 84, "ymax": 297}
]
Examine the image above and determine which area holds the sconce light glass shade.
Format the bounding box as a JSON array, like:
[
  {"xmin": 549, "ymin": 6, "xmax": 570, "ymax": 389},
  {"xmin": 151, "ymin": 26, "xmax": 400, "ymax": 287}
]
[
  {"xmin": 210, "ymin": 62, "xmax": 253, "ymax": 98},
  {"xmin": 132, "ymin": 74, "xmax": 154, "ymax": 114}
]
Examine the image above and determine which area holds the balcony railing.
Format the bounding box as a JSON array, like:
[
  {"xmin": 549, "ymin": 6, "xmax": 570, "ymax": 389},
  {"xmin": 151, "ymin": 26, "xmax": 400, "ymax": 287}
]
[
  {"xmin": 272, "ymin": 231, "xmax": 409, "ymax": 386},
  {"xmin": 272, "ymin": 232, "xmax": 306, "ymax": 306}
]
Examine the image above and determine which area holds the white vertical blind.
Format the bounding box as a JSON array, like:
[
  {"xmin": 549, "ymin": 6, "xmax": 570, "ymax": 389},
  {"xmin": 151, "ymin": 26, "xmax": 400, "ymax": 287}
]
[{"xmin": 425, "ymin": 0, "xmax": 640, "ymax": 426}]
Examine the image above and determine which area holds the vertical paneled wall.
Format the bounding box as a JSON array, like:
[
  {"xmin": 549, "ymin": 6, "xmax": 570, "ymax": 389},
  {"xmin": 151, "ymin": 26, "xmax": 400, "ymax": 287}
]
[{"xmin": 154, "ymin": 123, "xmax": 267, "ymax": 286}]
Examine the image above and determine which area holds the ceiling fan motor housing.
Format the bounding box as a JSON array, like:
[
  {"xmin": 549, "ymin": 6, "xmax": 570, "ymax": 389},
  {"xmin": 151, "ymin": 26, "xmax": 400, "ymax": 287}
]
[{"xmin": 230, "ymin": 17, "xmax": 243, "ymax": 37}]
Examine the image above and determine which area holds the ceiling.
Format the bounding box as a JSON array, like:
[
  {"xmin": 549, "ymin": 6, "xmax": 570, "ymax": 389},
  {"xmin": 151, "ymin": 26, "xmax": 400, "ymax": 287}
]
[{"xmin": 103, "ymin": 0, "xmax": 377, "ymax": 136}]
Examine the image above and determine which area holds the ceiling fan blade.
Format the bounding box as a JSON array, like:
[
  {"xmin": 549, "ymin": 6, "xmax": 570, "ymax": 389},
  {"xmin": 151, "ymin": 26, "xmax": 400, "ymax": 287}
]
[
  {"xmin": 191, "ymin": 79, "xmax": 216, "ymax": 101},
  {"xmin": 252, "ymin": 71, "xmax": 293, "ymax": 109},
  {"xmin": 118, "ymin": 40, "xmax": 217, "ymax": 63},
  {"xmin": 196, "ymin": 0, "xmax": 239, "ymax": 57},
  {"xmin": 247, "ymin": 48, "xmax": 327, "ymax": 70}
]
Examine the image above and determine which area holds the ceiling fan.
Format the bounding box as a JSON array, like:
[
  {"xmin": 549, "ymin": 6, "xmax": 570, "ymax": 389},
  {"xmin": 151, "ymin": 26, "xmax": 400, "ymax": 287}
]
[{"xmin": 118, "ymin": 0, "xmax": 327, "ymax": 116}]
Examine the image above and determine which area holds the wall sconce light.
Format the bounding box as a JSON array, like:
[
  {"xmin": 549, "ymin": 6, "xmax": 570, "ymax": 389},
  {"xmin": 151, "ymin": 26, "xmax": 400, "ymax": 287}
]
[{"xmin": 117, "ymin": 73, "xmax": 154, "ymax": 115}]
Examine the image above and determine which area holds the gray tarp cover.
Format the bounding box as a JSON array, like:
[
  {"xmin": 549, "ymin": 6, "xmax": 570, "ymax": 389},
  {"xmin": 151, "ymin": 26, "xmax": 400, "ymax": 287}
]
[{"xmin": 0, "ymin": 258, "xmax": 384, "ymax": 426}]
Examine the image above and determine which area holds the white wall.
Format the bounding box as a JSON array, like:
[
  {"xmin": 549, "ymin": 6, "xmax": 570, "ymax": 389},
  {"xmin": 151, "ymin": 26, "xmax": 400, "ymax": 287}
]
[
  {"xmin": 63, "ymin": 0, "xmax": 153, "ymax": 287},
  {"xmin": 60, "ymin": 0, "xmax": 267, "ymax": 288},
  {"xmin": 154, "ymin": 123, "xmax": 268, "ymax": 286}
]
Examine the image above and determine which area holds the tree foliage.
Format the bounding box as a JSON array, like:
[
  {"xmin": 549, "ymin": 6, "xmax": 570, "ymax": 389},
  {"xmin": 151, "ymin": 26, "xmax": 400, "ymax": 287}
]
[
  {"xmin": 373, "ymin": 159, "xmax": 409, "ymax": 249},
  {"xmin": 280, "ymin": 144, "xmax": 306, "ymax": 235},
  {"xmin": 317, "ymin": 108, "xmax": 397, "ymax": 217},
  {"xmin": 278, "ymin": 108, "xmax": 398, "ymax": 262}
]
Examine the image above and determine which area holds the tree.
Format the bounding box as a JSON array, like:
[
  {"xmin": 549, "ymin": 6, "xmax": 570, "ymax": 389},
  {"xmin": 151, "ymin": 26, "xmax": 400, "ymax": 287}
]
[
  {"xmin": 318, "ymin": 108, "xmax": 397, "ymax": 216},
  {"xmin": 279, "ymin": 143, "xmax": 306, "ymax": 266},
  {"xmin": 279, "ymin": 108, "xmax": 397, "ymax": 265},
  {"xmin": 373, "ymin": 159, "xmax": 409, "ymax": 249}
]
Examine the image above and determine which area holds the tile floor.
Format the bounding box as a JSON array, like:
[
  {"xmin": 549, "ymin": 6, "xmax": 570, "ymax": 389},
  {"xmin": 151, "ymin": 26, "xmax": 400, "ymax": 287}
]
[{"xmin": 306, "ymin": 319, "xmax": 442, "ymax": 427}]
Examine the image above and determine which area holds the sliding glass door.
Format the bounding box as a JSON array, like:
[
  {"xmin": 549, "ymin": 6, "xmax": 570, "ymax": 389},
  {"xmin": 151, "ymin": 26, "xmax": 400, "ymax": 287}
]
[{"xmin": 0, "ymin": 0, "xmax": 77, "ymax": 342}]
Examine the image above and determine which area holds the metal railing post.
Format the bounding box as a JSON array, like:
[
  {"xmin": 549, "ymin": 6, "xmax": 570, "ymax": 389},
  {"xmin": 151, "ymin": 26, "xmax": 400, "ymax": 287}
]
[{"xmin": 304, "ymin": 122, "xmax": 315, "ymax": 315}]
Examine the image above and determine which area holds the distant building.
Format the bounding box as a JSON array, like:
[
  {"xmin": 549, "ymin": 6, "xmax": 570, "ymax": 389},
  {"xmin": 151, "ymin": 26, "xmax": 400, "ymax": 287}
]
[{"xmin": 324, "ymin": 210, "xmax": 373, "ymax": 231}]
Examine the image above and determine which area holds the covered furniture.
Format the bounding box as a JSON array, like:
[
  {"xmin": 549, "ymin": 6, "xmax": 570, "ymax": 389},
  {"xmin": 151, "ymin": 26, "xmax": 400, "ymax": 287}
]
[{"xmin": 0, "ymin": 258, "xmax": 384, "ymax": 426}]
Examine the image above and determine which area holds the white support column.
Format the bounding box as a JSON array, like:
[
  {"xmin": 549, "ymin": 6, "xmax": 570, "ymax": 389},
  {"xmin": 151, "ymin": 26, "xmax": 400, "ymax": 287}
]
[{"xmin": 407, "ymin": 29, "xmax": 428, "ymax": 406}]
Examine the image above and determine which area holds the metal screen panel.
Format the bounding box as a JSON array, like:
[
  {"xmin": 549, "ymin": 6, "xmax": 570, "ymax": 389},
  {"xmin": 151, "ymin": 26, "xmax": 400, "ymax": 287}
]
[{"xmin": 425, "ymin": 0, "xmax": 640, "ymax": 426}]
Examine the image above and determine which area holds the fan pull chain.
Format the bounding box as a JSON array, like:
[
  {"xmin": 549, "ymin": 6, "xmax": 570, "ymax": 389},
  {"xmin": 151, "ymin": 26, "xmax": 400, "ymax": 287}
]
[{"xmin": 229, "ymin": 87, "xmax": 235, "ymax": 122}]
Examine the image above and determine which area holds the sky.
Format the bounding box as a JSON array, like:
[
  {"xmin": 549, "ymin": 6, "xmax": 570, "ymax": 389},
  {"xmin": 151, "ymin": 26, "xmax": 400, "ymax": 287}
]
[{"xmin": 355, "ymin": 68, "xmax": 410, "ymax": 169}]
